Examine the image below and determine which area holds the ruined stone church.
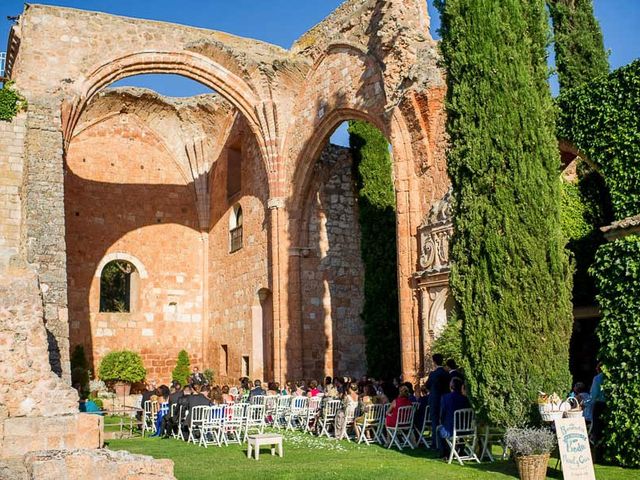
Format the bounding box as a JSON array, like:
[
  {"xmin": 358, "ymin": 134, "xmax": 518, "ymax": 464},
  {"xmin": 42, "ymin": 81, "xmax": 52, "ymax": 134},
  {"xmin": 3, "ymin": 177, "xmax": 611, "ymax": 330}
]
[{"xmin": 1, "ymin": 0, "xmax": 453, "ymax": 390}]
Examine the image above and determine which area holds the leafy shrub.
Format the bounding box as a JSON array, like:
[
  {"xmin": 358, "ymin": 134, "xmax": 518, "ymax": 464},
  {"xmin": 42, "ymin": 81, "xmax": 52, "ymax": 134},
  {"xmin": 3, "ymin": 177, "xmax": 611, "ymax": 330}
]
[
  {"xmin": 98, "ymin": 350, "xmax": 146, "ymax": 384},
  {"xmin": 0, "ymin": 81, "xmax": 27, "ymax": 121},
  {"xmin": 432, "ymin": 320, "xmax": 462, "ymax": 363},
  {"xmin": 505, "ymin": 427, "xmax": 556, "ymax": 456},
  {"xmin": 70, "ymin": 345, "xmax": 90, "ymax": 391},
  {"xmin": 591, "ymin": 235, "xmax": 640, "ymax": 467},
  {"xmin": 172, "ymin": 350, "xmax": 190, "ymax": 386},
  {"xmin": 203, "ymin": 368, "xmax": 214, "ymax": 385}
]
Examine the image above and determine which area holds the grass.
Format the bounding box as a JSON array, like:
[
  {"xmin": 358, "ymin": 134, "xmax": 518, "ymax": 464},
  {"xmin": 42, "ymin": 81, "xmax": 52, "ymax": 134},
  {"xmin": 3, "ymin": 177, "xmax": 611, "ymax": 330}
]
[{"xmin": 107, "ymin": 430, "xmax": 639, "ymax": 480}]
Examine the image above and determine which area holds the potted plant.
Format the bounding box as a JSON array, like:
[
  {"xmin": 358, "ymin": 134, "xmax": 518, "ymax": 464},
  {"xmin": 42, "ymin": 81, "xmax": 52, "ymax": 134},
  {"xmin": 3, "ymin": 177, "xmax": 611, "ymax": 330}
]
[
  {"xmin": 505, "ymin": 427, "xmax": 556, "ymax": 480},
  {"xmin": 98, "ymin": 350, "xmax": 146, "ymax": 397}
]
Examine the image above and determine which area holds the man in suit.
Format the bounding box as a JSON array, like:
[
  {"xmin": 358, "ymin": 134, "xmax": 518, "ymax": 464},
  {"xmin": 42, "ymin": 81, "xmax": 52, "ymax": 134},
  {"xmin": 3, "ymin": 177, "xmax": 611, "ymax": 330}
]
[
  {"xmin": 426, "ymin": 353, "xmax": 450, "ymax": 450},
  {"xmin": 446, "ymin": 359, "xmax": 464, "ymax": 382},
  {"xmin": 249, "ymin": 379, "xmax": 266, "ymax": 398},
  {"xmin": 162, "ymin": 381, "xmax": 183, "ymax": 438},
  {"xmin": 437, "ymin": 377, "xmax": 471, "ymax": 457}
]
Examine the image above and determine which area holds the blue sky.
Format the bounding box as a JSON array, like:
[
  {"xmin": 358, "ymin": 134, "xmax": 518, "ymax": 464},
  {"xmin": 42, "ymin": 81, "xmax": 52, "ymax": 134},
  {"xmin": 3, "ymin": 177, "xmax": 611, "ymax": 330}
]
[{"xmin": 1, "ymin": 1, "xmax": 638, "ymax": 144}]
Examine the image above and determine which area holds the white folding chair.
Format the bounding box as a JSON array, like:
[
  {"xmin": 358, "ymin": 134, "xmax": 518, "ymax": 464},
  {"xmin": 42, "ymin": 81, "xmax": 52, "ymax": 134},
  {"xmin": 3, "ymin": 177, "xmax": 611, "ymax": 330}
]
[
  {"xmin": 224, "ymin": 402, "xmax": 246, "ymax": 444},
  {"xmin": 480, "ymin": 425, "xmax": 508, "ymax": 461},
  {"xmin": 142, "ymin": 400, "xmax": 158, "ymax": 437},
  {"xmin": 187, "ymin": 405, "xmax": 208, "ymax": 445},
  {"xmin": 318, "ymin": 399, "xmax": 343, "ymax": 438},
  {"xmin": 250, "ymin": 395, "xmax": 266, "ymax": 406},
  {"xmin": 441, "ymin": 408, "xmax": 481, "ymax": 465},
  {"xmin": 413, "ymin": 405, "xmax": 432, "ymax": 448},
  {"xmin": 274, "ymin": 395, "xmax": 291, "ymax": 429},
  {"xmin": 304, "ymin": 396, "xmax": 322, "ymax": 433},
  {"xmin": 264, "ymin": 396, "xmax": 278, "ymax": 425},
  {"xmin": 386, "ymin": 405, "xmax": 416, "ymax": 450},
  {"xmin": 244, "ymin": 404, "xmax": 266, "ymax": 441},
  {"xmin": 286, "ymin": 397, "xmax": 308, "ymax": 431},
  {"xmin": 200, "ymin": 405, "xmax": 225, "ymax": 448},
  {"xmin": 357, "ymin": 403, "xmax": 385, "ymax": 445},
  {"xmin": 336, "ymin": 403, "xmax": 358, "ymax": 441}
]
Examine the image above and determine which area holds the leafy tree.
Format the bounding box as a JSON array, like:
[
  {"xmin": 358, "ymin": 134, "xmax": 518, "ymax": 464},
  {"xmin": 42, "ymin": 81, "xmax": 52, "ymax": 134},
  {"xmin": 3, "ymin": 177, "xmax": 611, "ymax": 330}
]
[
  {"xmin": 348, "ymin": 120, "xmax": 400, "ymax": 380},
  {"xmin": 435, "ymin": 0, "xmax": 573, "ymax": 426},
  {"xmin": 172, "ymin": 350, "xmax": 191, "ymax": 386},
  {"xmin": 547, "ymin": 0, "xmax": 609, "ymax": 91},
  {"xmin": 0, "ymin": 81, "xmax": 27, "ymax": 121},
  {"xmin": 98, "ymin": 350, "xmax": 146, "ymax": 384}
]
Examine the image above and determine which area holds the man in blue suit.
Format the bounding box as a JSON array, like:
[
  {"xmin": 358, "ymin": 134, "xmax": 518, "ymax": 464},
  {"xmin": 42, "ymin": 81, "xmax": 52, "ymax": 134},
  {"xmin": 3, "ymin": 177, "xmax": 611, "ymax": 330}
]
[
  {"xmin": 437, "ymin": 377, "xmax": 471, "ymax": 456},
  {"xmin": 426, "ymin": 353, "xmax": 450, "ymax": 450}
]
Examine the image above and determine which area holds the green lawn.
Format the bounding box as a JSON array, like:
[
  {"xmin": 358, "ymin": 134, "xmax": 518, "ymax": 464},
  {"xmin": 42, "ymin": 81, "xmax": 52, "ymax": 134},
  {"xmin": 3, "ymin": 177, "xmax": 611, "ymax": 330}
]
[{"xmin": 107, "ymin": 430, "xmax": 637, "ymax": 480}]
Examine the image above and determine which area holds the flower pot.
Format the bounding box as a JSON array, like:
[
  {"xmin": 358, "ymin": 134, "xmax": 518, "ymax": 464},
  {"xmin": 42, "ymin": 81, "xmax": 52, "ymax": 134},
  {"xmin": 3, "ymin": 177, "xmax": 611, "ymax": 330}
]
[
  {"xmin": 114, "ymin": 381, "xmax": 131, "ymax": 397},
  {"xmin": 515, "ymin": 453, "xmax": 550, "ymax": 480}
]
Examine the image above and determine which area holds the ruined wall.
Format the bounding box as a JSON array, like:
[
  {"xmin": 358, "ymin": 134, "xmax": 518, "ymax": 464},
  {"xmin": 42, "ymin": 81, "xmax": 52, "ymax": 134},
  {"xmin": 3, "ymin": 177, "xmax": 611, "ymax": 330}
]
[
  {"xmin": 65, "ymin": 106, "xmax": 204, "ymax": 382},
  {"xmin": 300, "ymin": 145, "xmax": 365, "ymax": 379},
  {"xmin": 207, "ymin": 118, "xmax": 270, "ymax": 384},
  {"xmin": 0, "ymin": 113, "xmax": 25, "ymax": 267}
]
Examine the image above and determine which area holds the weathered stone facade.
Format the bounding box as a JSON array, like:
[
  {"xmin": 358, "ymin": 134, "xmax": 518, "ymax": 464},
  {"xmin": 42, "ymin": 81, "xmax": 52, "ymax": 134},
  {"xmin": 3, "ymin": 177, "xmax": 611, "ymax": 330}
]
[{"xmin": 2, "ymin": 0, "xmax": 452, "ymax": 393}]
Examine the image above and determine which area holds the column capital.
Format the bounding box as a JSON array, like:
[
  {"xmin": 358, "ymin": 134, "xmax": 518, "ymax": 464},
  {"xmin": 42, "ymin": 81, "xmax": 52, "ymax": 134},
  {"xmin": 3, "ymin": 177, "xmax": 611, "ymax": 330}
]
[{"xmin": 267, "ymin": 197, "xmax": 286, "ymax": 210}]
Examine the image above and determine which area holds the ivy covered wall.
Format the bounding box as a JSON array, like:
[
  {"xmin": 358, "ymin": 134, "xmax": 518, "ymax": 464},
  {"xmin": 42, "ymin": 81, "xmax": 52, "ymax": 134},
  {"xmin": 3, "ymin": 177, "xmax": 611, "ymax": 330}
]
[{"xmin": 348, "ymin": 120, "xmax": 401, "ymax": 380}]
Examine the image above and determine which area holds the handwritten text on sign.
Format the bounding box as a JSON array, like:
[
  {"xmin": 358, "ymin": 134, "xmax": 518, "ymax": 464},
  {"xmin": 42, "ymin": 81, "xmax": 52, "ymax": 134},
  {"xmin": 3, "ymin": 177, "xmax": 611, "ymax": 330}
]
[{"xmin": 554, "ymin": 417, "xmax": 596, "ymax": 480}]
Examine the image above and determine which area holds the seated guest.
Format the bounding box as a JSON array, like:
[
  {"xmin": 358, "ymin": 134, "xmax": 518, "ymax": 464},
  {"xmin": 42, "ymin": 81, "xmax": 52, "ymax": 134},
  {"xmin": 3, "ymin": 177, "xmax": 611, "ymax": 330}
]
[
  {"xmin": 181, "ymin": 384, "xmax": 210, "ymax": 438},
  {"xmin": 294, "ymin": 380, "xmax": 306, "ymax": 396},
  {"xmin": 138, "ymin": 380, "xmax": 157, "ymax": 422},
  {"xmin": 324, "ymin": 376, "xmax": 337, "ymax": 397},
  {"xmin": 402, "ymin": 382, "xmax": 417, "ymax": 402},
  {"xmin": 249, "ymin": 379, "xmax": 266, "ymax": 398},
  {"xmin": 267, "ymin": 382, "xmax": 278, "ymax": 396},
  {"xmin": 446, "ymin": 359, "xmax": 464, "ymax": 382},
  {"xmin": 151, "ymin": 385, "xmax": 170, "ymax": 437},
  {"xmin": 221, "ymin": 385, "xmax": 234, "ymax": 404},
  {"xmin": 343, "ymin": 381, "xmax": 359, "ymax": 407},
  {"xmin": 307, "ymin": 380, "xmax": 321, "ymax": 397},
  {"xmin": 413, "ymin": 384, "xmax": 430, "ymax": 431},
  {"xmin": 437, "ymin": 377, "xmax": 471, "ymax": 457},
  {"xmin": 385, "ymin": 385, "xmax": 412, "ymax": 428},
  {"xmin": 79, "ymin": 394, "xmax": 103, "ymax": 415},
  {"xmin": 209, "ymin": 385, "xmax": 224, "ymax": 404}
]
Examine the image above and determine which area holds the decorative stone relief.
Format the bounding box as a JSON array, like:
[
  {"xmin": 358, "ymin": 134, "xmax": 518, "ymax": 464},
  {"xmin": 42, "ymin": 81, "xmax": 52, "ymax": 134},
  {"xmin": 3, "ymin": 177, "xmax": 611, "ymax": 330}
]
[{"xmin": 418, "ymin": 189, "xmax": 453, "ymax": 273}]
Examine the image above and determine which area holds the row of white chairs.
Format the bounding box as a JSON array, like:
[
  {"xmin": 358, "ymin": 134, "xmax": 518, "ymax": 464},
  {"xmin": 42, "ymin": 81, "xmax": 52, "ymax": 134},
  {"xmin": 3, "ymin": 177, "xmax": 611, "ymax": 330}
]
[{"xmin": 142, "ymin": 395, "xmax": 489, "ymax": 464}]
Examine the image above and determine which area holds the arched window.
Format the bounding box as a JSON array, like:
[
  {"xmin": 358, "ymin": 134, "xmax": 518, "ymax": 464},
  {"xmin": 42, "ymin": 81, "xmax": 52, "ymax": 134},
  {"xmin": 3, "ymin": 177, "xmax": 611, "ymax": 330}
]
[
  {"xmin": 229, "ymin": 204, "xmax": 243, "ymax": 253},
  {"xmin": 99, "ymin": 260, "xmax": 138, "ymax": 313}
]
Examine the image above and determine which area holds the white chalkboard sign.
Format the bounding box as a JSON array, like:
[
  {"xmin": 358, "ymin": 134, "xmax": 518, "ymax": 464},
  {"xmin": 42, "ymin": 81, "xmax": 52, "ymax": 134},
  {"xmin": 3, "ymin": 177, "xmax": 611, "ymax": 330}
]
[{"xmin": 554, "ymin": 417, "xmax": 596, "ymax": 480}]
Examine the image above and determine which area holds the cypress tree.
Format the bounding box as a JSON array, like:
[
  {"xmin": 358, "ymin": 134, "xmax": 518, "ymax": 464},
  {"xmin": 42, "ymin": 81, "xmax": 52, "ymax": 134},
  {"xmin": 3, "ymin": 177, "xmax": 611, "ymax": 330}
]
[
  {"xmin": 348, "ymin": 120, "xmax": 400, "ymax": 380},
  {"xmin": 435, "ymin": 0, "xmax": 573, "ymax": 426},
  {"xmin": 547, "ymin": 0, "xmax": 609, "ymax": 91},
  {"xmin": 172, "ymin": 350, "xmax": 191, "ymax": 386}
]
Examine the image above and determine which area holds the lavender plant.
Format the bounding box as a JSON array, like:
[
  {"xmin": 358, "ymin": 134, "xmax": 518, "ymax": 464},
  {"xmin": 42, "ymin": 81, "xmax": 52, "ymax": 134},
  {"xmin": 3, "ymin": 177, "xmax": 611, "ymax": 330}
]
[{"xmin": 505, "ymin": 428, "xmax": 556, "ymax": 456}]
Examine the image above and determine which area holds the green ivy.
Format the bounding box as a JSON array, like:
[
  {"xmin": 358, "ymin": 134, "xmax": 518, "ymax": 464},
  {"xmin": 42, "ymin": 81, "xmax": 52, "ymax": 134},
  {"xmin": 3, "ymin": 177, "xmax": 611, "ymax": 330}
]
[
  {"xmin": 560, "ymin": 179, "xmax": 592, "ymax": 241},
  {"xmin": 435, "ymin": 0, "xmax": 573, "ymax": 427},
  {"xmin": 0, "ymin": 81, "xmax": 27, "ymax": 121},
  {"xmin": 591, "ymin": 235, "xmax": 640, "ymax": 467},
  {"xmin": 348, "ymin": 120, "xmax": 400, "ymax": 380},
  {"xmin": 98, "ymin": 350, "xmax": 146, "ymax": 384},
  {"xmin": 557, "ymin": 60, "xmax": 640, "ymax": 220},
  {"xmin": 172, "ymin": 350, "xmax": 191, "ymax": 386},
  {"xmin": 432, "ymin": 320, "xmax": 462, "ymax": 363}
]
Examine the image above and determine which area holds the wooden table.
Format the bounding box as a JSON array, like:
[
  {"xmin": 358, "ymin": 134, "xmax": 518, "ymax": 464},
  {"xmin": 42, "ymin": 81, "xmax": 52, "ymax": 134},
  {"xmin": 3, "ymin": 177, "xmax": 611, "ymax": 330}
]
[{"xmin": 247, "ymin": 433, "xmax": 283, "ymax": 460}]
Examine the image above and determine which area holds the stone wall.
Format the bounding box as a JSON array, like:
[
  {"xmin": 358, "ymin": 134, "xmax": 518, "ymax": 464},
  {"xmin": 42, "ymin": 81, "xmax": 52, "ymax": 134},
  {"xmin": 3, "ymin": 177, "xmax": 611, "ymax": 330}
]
[
  {"xmin": 300, "ymin": 145, "xmax": 365, "ymax": 379},
  {"xmin": 0, "ymin": 113, "xmax": 25, "ymax": 268},
  {"xmin": 207, "ymin": 118, "xmax": 270, "ymax": 384},
  {"xmin": 65, "ymin": 109, "xmax": 205, "ymax": 382}
]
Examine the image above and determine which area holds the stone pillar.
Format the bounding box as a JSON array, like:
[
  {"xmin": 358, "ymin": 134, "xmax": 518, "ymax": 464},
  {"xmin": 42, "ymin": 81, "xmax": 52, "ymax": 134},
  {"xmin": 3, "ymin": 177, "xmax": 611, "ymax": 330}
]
[
  {"xmin": 20, "ymin": 98, "xmax": 70, "ymax": 382},
  {"xmin": 267, "ymin": 197, "xmax": 303, "ymax": 383}
]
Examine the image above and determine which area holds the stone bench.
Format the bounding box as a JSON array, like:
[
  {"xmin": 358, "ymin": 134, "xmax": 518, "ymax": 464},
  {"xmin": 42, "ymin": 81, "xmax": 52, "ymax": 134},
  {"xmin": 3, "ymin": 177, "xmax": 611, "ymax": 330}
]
[{"xmin": 246, "ymin": 434, "xmax": 283, "ymax": 460}]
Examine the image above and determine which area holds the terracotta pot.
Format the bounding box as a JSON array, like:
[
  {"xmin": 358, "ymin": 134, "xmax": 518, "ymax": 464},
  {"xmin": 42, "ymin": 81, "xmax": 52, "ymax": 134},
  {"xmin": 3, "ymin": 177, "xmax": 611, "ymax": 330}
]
[
  {"xmin": 515, "ymin": 453, "xmax": 550, "ymax": 480},
  {"xmin": 114, "ymin": 381, "xmax": 131, "ymax": 397}
]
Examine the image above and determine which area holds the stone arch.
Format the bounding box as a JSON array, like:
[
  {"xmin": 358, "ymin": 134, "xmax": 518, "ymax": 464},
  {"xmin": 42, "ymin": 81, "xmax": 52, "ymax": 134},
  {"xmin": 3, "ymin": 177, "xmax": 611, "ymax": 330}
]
[
  {"xmin": 94, "ymin": 252, "xmax": 148, "ymax": 280},
  {"xmin": 61, "ymin": 51, "xmax": 272, "ymax": 190}
]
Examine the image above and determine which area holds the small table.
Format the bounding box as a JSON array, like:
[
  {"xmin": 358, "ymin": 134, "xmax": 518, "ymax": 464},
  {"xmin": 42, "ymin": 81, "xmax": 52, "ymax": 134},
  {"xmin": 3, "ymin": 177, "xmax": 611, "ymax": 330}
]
[{"xmin": 247, "ymin": 433, "xmax": 283, "ymax": 460}]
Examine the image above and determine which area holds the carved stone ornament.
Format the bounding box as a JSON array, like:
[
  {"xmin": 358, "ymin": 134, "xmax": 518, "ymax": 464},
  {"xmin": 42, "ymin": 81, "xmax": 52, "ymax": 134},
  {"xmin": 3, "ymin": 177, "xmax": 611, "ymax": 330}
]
[{"xmin": 418, "ymin": 189, "xmax": 453, "ymax": 273}]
